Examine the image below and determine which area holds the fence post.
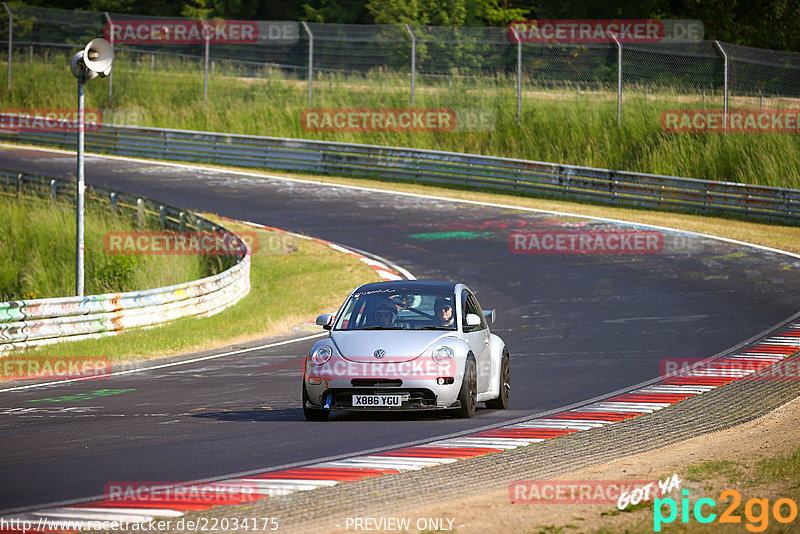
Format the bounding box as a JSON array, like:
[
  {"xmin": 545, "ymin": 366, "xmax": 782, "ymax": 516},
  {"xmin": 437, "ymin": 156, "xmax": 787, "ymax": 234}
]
[
  {"xmin": 611, "ymin": 32, "xmax": 622, "ymax": 125},
  {"xmin": 50, "ymin": 179, "xmax": 57, "ymax": 204},
  {"xmin": 104, "ymin": 12, "xmax": 113, "ymax": 105},
  {"xmin": 137, "ymin": 198, "xmax": 144, "ymax": 227},
  {"xmin": 16, "ymin": 172, "xmax": 21, "ymax": 198},
  {"xmin": 405, "ymin": 24, "xmax": 416, "ymax": 105},
  {"xmin": 201, "ymin": 18, "xmax": 210, "ymax": 105},
  {"xmin": 76, "ymin": 79, "xmax": 85, "ymax": 297},
  {"xmin": 301, "ymin": 21, "xmax": 313, "ymax": 106},
  {"xmin": 159, "ymin": 205, "xmax": 167, "ymax": 229},
  {"xmin": 715, "ymin": 40, "xmax": 729, "ymax": 134},
  {"xmin": 3, "ymin": 2, "xmax": 11, "ymax": 94},
  {"xmin": 514, "ymin": 28, "xmax": 522, "ymax": 121}
]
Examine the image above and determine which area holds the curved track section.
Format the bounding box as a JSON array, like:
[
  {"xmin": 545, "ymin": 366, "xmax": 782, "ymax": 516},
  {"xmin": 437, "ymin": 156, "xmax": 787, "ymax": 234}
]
[
  {"xmin": 1, "ymin": 146, "xmax": 800, "ymax": 515},
  {"xmin": 13, "ymin": 319, "xmax": 798, "ymax": 525}
]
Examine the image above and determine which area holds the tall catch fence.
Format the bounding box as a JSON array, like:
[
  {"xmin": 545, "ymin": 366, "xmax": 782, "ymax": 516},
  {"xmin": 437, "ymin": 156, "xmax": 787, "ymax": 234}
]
[{"xmin": 2, "ymin": 4, "xmax": 800, "ymax": 116}]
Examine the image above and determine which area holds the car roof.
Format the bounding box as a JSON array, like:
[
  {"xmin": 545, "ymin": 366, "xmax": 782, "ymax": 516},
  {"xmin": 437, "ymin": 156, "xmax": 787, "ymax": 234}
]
[{"xmin": 354, "ymin": 280, "xmax": 458, "ymax": 294}]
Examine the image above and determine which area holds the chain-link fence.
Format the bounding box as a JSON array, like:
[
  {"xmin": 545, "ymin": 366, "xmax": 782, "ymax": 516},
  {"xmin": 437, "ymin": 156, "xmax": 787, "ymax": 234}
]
[{"xmin": 2, "ymin": 4, "xmax": 800, "ymax": 119}]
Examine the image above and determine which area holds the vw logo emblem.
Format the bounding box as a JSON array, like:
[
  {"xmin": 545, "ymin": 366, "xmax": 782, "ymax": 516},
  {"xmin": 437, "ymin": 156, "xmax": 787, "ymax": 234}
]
[{"xmin": 373, "ymin": 348, "xmax": 386, "ymax": 359}]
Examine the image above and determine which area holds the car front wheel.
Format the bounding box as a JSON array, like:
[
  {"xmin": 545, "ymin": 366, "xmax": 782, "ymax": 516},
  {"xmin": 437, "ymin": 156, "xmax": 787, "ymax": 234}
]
[
  {"xmin": 302, "ymin": 382, "xmax": 330, "ymax": 422},
  {"xmin": 485, "ymin": 352, "xmax": 510, "ymax": 410}
]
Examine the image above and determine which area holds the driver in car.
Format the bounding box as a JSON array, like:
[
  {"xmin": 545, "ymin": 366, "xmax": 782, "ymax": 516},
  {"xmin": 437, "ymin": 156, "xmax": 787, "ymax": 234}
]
[
  {"xmin": 373, "ymin": 301, "xmax": 398, "ymax": 326},
  {"xmin": 433, "ymin": 296, "xmax": 455, "ymax": 328}
]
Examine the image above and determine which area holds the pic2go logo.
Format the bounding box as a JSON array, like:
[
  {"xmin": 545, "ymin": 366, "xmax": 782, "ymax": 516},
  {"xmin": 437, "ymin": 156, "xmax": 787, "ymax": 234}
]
[{"xmin": 654, "ymin": 489, "xmax": 798, "ymax": 532}]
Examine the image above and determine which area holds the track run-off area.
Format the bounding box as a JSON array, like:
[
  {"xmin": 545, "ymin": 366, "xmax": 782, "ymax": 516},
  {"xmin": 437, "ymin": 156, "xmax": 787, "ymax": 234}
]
[{"xmin": 1, "ymin": 145, "xmax": 800, "ymax": 527}]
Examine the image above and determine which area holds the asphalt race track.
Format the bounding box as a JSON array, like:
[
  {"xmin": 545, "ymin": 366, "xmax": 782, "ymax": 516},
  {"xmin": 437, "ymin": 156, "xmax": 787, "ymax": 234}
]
[{"xmin": 2, "ymin": 146, "xmax": 800, "ymax": 513}]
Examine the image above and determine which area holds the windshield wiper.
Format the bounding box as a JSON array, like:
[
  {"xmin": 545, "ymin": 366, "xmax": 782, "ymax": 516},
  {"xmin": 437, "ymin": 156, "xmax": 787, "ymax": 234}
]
[{"xmin": 358, "ymin": 326, "xmax": 405, "ymax": 330}]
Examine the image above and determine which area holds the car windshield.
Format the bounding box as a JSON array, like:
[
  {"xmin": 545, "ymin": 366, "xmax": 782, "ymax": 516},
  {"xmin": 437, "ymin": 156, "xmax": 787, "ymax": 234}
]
[{"xmin": 333, "ymin": 288, "xmax": 457, "ymax": 331}]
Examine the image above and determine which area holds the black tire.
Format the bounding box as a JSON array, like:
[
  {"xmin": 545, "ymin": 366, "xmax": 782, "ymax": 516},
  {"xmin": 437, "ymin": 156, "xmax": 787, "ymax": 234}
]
[
  {"xmin": 485, "ymin": 352, "xmax": 510, "ymax": 410},
  {"xmin": 456, "ymin": 357, "xmax": 477, "ymax": 418},
  {"xmin": 302, "ymin": 382, "xmax": 330, "ymax": 422}
]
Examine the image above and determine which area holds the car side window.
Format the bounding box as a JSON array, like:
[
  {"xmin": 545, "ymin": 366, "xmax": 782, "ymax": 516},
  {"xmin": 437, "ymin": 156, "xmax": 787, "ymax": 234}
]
[
  {"xmin": 462, "ymin": 292, "xmax": 487, "ymax": 333},
  {"xmin": 460, "ymin": 290, "xmax": 469, "ymax": 330}
]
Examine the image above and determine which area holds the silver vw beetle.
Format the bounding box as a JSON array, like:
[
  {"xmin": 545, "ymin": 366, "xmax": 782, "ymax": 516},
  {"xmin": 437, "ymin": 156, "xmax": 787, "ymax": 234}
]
[{"xmin": 302, "ymin": 280, "xmax": 510, "ymax": 421}]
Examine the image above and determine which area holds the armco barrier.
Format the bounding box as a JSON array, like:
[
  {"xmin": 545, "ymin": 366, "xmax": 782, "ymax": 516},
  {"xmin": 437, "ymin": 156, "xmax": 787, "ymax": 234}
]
[
  {"xmin": 0, "ymin": 170, "xmax": 251, "ymax": 351},
  {"xmin": 2, "ymin": 116, "xmax": 800, "ymax": 223}
]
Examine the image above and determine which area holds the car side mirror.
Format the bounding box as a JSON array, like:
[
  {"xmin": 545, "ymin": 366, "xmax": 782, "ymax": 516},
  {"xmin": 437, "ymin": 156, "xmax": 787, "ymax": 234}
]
[
  {"xmin": 482, "ymin": 309, "xmax": 496, "ymax": 324},
  {"xmin": 465, "ymin": 313, "xmax": 482, "ymax": 327},
  {"xmin": 316, "ymin": 313, "xmax": 334, "ymax": 330}
]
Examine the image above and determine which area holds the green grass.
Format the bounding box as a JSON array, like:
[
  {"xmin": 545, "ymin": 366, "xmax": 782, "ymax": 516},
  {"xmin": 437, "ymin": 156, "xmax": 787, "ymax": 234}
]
[
  {"xmin": 755, "ymin": 447, "xmax": 800, "ymax": 487},
  {"xmin": 27, "ymin": 219, "xmax": 379, "ymax": 362},
  {"xmin": 0, "ymin": 194, "xmax": 217, "ymax": 300},
  {"xmin": 6, "ymin": 54, "xmax": 800, "ymax": 189},
  {"xmin": 601, "ymin": 500, "xmax": 654, "ymax": 516},
  {"xmin": 686, "ymin": 460, "xmax": 746, "ymax": 484}
]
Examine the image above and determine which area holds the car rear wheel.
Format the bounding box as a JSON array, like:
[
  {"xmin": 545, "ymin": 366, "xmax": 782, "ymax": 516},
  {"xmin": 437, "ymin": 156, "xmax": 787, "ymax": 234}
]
[
  {"xmin": 485, "ymin": 352, "xmax": 510, "ymax": 410},
  {"xmin": 456, "ymin": 358, "xmax": 477, "ymax": 418},
  {"xmin": 302, "ymin": 382, "xmax": 330, "ymax": 422}
]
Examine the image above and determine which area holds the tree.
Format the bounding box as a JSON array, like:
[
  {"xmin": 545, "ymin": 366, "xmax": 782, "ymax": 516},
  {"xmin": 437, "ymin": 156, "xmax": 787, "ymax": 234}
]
[
  {"xmin": 180, "ymin": 0, "xmax": 265, "ymax": 19},
  {"xmin": 301, "ymin": 0, "xmax": 373, "ymax": 23},
  {"xmin": 366, "ymin": 0, "xmax": 529, "ymax": 26}
]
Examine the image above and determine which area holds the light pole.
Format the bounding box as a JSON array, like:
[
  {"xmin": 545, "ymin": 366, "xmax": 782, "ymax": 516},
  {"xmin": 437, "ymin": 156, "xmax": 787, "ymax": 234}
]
[{"xmin": 70, "ymin": 38, "xmax": 113, "ymax": 296}]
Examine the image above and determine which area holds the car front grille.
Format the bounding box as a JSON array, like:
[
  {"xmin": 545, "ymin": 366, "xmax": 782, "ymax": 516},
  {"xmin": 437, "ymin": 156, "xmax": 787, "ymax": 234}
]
[{"xmin": 350, "ymin": 378, "xmax": 402, "ymax": 387}]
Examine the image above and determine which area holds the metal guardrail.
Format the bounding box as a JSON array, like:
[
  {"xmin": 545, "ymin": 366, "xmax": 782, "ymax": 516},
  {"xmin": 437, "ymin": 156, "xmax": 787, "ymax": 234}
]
[
  {"xmin": 0, "ymin": 169, "xmax": 251, "ymax": 350},
  {"xmin": 2, "ymin": 117, "xmax": 798, "ymax": 224}
]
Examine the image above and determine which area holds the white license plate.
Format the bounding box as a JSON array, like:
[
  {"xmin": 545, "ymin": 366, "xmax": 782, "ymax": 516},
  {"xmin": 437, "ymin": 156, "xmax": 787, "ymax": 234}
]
[{"xmin": 352, "ymin": 394, "xmax": 402, "ymax": 407}]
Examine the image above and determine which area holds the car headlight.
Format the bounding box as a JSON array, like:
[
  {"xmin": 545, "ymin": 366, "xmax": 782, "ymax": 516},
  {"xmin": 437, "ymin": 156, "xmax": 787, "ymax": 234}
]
[
  {"xmin": 310, "ymin": 345, "xmax": 333, "ymax": 365},
  {"xmin": 432, "ymin": 346, "xmax": 454, "ymax": 366}
]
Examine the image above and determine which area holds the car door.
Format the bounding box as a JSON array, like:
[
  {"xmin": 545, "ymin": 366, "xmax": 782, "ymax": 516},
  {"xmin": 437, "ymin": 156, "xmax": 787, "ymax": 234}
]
[{"xmin": 461, "ymin": 290, "xmax": 491, "ymax": 393}]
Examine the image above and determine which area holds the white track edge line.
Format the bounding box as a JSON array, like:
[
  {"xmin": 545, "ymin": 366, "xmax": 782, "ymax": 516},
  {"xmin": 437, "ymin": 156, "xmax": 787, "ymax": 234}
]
[{"xmin": 0, "ymin": 333, "xmax": 325, "ymax": 392}]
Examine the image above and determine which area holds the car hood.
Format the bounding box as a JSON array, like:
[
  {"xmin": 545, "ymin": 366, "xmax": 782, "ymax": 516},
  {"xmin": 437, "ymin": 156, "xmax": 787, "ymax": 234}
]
[{"xmin": 331, "ymin": 330, "xmax": 458, "ymax": 363}]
